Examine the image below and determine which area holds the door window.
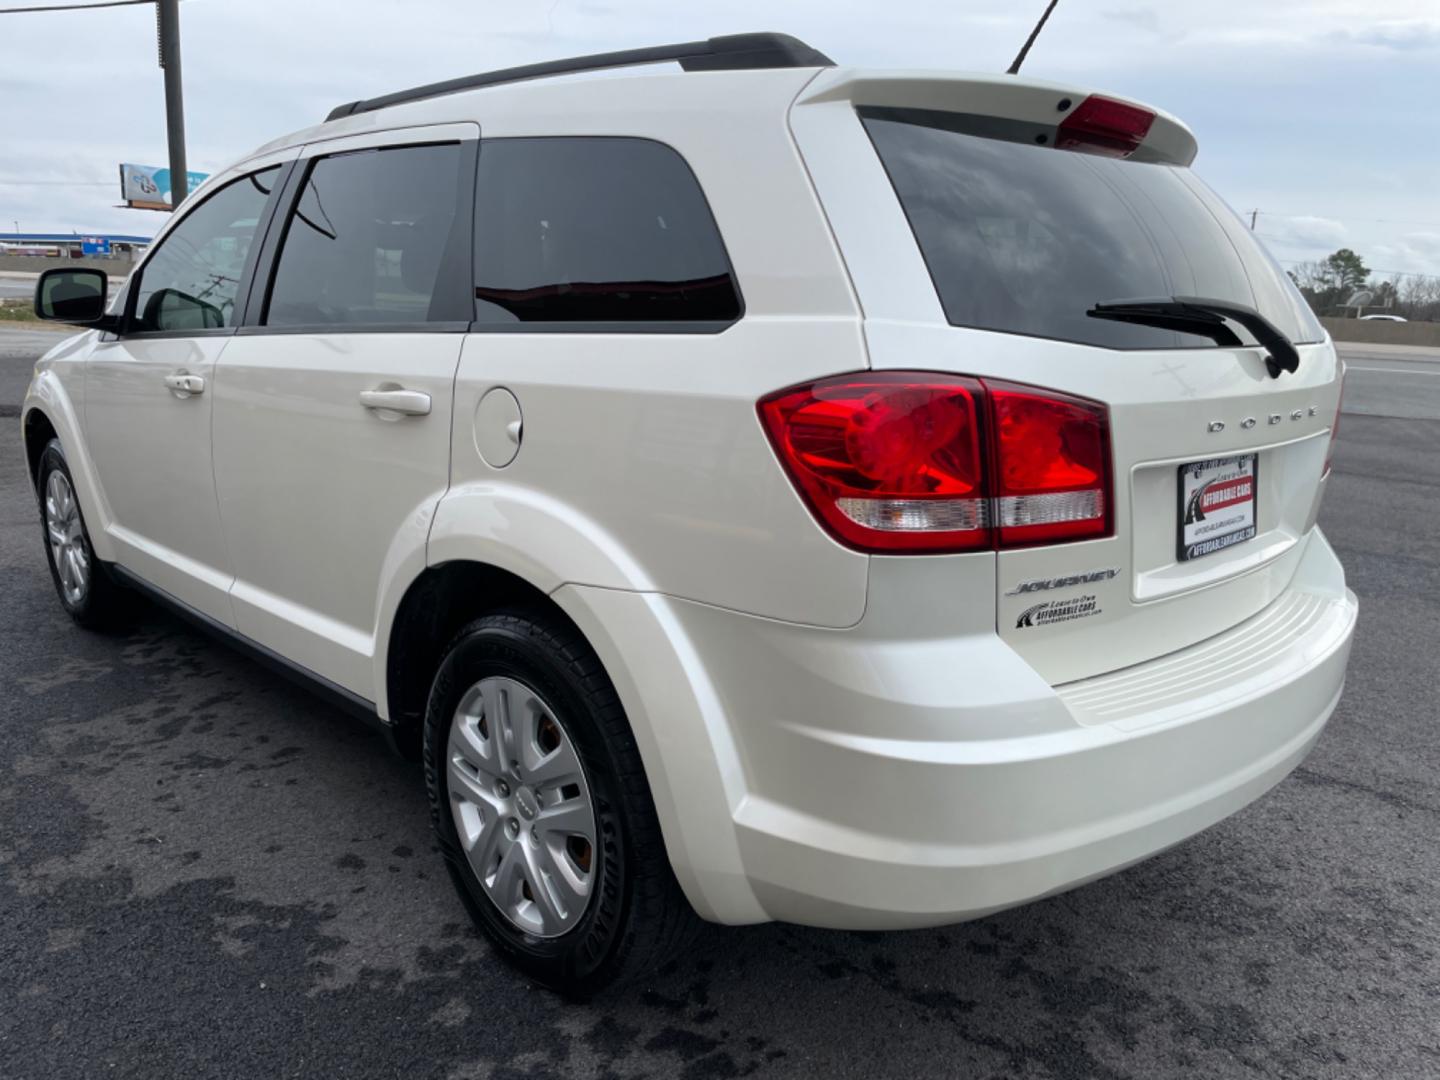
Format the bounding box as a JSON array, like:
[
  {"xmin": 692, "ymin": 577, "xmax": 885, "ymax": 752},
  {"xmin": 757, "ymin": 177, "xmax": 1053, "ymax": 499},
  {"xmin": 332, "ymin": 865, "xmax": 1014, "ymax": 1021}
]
[
  {"xmin": 131, "ymin": 167, "xmax": 279, "ymax": 332},
  {"xmin": 472, "ymin": 137, "xmax": 741, "ymax": 326},
  {"xmin": 264, "ymin": 143, "xmax": 468, "ymax": 327}
]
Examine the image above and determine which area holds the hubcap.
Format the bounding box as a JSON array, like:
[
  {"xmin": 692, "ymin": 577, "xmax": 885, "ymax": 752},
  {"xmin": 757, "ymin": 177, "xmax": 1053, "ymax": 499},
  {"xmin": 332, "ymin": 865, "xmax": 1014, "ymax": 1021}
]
[
  {"xmin": 44, "ymin": 471, "xmax": 88, "ymax": 607},
  {"xmin": 446, "ymin": 676, "xmax": 598, "ymax": 938}
]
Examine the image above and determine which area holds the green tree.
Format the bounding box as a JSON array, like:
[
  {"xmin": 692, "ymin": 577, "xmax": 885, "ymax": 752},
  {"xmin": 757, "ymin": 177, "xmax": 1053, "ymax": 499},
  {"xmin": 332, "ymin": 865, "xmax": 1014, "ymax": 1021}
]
[{"xmin": 1319, "ymin": 248, "xmax": 1370, "ymax": 294}]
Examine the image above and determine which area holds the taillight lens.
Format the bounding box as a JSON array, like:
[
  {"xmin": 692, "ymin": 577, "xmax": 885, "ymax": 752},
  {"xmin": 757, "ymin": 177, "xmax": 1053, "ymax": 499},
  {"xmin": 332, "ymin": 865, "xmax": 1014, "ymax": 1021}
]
[
  {"xmin": 1057, "ymin": 95, "xmax": 1155, "ymax": 158},
  {"xmin": 758, "ymin": 373, "xmax": 1112, "ymax": 554},
  {"xmin": 757, "ymin": 374, "xmax": 990, "ymax": 552},
  {"xmin": 987, "ymin": 381, "xmax": 1111, "ymax": 546}
]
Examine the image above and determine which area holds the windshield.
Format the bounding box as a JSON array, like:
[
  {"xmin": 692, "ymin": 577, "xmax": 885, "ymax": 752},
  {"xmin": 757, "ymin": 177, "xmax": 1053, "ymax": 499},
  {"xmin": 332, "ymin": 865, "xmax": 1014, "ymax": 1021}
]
[{"xmin": 861, "ymin": 107, "xmax": 1323, "ymax": 350}]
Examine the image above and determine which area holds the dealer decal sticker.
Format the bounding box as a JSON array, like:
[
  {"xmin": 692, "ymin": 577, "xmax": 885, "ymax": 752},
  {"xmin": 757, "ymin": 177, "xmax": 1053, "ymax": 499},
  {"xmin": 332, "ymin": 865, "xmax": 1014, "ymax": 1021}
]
[{"xmin": 1016, "ymin": 594, "xmax": 1101, "ymax": 629}]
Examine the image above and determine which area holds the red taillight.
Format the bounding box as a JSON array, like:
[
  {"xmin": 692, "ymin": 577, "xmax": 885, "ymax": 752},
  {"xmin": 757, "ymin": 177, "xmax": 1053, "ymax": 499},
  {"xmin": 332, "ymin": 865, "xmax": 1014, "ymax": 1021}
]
[
  {"xmin": 1057, "ymin": 95, "xmax": 1155, "ymax": 158},
  {"xmin": 758, "ymin": 373, "xmax": 1112, "ymax": 554},
  {"xmin": 757, "ymin": 374, "xmax": 990, "ymax": 552},
  {"xmin": 987, "ymin": 381, "xmax": 1112, "ymax": 546}
]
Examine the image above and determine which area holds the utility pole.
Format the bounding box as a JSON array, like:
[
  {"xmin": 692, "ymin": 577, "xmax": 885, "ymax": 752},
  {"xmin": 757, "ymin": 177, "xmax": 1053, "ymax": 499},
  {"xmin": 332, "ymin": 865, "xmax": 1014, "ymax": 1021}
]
[
  {"xmin": 1249, "ymin": 209, "xmax": 1259, "ymax": 230},
  {"xmin": 156, "ymin": 0, "xmax": 187, "ymax": 209}
]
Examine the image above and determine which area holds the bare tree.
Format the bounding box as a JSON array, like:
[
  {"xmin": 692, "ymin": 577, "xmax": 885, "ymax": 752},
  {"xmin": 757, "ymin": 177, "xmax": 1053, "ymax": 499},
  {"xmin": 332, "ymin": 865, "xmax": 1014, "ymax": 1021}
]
[{"xmin": 1396, "ymin": 273, "xmax": 1440, "ymax": 322}]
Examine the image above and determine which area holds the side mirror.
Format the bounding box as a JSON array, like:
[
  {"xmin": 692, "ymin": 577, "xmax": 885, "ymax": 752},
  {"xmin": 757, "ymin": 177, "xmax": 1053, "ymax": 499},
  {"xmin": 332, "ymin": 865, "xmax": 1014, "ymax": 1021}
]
[
  {"xmin": 141, "ymin": 287, "xmax": 225, "ymax": 331},
  {"xmin": 35, "ymin": 268, "xmax": 116, "ymax": 328}
]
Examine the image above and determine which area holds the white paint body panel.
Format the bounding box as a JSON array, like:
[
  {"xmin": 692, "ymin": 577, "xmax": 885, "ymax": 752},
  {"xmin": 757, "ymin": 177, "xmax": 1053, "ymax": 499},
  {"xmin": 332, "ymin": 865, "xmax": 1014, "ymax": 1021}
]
[
  {"xmin": 441, "ymin": 318, "xmax": 868, "ymax": 628},
  {"xmin": 22, "ymin": 62, "xmax": 1356, "ymax": 930},
  {"xmin": 85, "ymin": 334, "xmax": 236, "ymax": 624},
  {"xmin": 212, "ymin": 331, "xmax": 462, "ymax": 696},
  {"xmin": 596, "ymin": 530, "xmax": 1354, "ymax": 926},
  {"xmin": 789, "ymin": 76, "xmax": 1342, "ymax": 685}
]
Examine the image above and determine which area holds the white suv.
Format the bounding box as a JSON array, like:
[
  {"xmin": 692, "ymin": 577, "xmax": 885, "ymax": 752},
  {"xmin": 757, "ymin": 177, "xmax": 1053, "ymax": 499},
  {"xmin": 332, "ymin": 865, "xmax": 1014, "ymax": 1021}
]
[{"xmin": 23, "ymin": 33, "xmax": 1357, "ymax": 995}]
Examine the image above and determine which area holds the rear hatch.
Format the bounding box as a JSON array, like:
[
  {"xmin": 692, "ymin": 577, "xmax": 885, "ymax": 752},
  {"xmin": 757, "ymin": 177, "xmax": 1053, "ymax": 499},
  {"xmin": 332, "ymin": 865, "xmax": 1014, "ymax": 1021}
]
[{"xmin": 790, "ymin": 72, "xmax": 1342, "ymax": 683}]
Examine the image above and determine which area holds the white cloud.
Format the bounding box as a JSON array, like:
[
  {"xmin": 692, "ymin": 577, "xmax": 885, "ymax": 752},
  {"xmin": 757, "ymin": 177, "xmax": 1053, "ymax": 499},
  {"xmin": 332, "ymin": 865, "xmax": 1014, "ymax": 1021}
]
[
  {"xmin": 0, "ymin": 0, "xmax": 1436, "ymax": 271},
  {"xmin": 1331, "ymin": 20, "xmax": 1440, "ymax": 51},
  {"xmin": 1101, "ymin": 7, "xmax": 1165, "ymax": 35},
  {"xmin": 1372, "ymin": 233, "xmax": 1440, "ymax": 274},
  {"xmin": 1257, "ymin": 216, "xmax": 1349, "ymax": 249}
]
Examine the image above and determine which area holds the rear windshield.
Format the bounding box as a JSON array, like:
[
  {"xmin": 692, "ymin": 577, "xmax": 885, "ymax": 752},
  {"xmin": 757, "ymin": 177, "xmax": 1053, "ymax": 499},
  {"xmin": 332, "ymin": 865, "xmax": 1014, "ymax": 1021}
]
[{"xmin": 861, "ymin": 107, "xmax": 1323, "ymax": 350}]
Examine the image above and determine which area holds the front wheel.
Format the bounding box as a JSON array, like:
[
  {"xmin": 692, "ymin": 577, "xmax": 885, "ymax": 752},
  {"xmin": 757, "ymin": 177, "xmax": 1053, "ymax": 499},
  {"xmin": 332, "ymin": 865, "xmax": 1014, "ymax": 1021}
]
[
  {"xmin": 422, "ymin": 609, "xmax": 698, "ymax": 997},
  {"xmin": 36, "ymin": 439, "xmax": 129, "ymax": 629}
]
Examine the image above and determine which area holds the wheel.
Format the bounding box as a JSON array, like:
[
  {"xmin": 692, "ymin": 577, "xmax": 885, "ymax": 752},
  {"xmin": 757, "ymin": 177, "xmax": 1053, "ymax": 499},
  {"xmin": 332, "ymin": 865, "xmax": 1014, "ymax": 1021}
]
[
  {"xmin": 36, "ymin": 439, "xmax": 129, "ymax": 628},
  {"xmin": 423, "ymin": 609, "xmax": 698, "ymax": 997}
]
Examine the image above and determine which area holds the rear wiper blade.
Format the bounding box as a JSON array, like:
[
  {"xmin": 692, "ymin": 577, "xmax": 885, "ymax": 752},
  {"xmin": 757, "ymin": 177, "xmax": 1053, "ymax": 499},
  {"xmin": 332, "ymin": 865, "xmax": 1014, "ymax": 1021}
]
[
  {"xmin": 1086, "ymin": 302, "xmax": 1244, "ymax": 348},
  {"xmin": 1087, "ymin": 295, "xmax": 1301, "ymax": 378}
]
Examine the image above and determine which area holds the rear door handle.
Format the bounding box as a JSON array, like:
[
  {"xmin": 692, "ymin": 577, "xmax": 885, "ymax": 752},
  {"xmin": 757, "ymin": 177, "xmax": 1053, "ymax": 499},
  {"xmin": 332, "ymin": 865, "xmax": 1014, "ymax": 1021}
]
[
  {"xmin": 163, "ymin": 373, "xmax": 205, "ymax": 396},
  {"xmin": 359, "ymin": 388, "xmax": 431, "ymax": 417}
]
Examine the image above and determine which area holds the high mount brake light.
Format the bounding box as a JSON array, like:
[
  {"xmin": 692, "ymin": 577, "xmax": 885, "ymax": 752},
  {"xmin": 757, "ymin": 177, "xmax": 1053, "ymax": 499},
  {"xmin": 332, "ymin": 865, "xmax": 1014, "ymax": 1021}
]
[
  {"xmin": 758, "ymin": 374, "xmax": 1113, "ymax": 554},
  {"xmin": 1057, "ymin": 95, "xmax": 1155, "ymax": 158}
]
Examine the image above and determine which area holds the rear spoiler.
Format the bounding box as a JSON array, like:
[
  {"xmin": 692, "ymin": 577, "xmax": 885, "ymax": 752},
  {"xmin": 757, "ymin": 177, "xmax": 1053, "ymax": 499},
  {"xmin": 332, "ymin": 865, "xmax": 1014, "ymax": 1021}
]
[{"xmin": 795, "ymin": 70, "xmax": 1198, "ymax": 167}]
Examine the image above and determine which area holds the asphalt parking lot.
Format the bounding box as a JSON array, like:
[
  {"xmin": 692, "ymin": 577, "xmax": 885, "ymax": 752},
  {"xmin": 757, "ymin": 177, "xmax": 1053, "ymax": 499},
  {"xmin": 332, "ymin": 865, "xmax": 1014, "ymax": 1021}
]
[{"xmin": 2, "ymin": 328, "xmax": 1437, "ymax": 1080}]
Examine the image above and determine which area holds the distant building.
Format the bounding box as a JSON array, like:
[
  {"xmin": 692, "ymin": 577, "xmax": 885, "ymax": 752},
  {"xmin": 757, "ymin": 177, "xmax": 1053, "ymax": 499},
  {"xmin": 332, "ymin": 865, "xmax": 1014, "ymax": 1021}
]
[{"xmin": 0, "ymin": 232, "xmax": 150, "ymax": 260}]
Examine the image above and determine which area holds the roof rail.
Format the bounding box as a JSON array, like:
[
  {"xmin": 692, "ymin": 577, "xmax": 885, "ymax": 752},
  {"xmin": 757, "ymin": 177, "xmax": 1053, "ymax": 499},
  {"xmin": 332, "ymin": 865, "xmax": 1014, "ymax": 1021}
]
[{"xmin": 325, "ymin": 32, "xmax": 834, "ymax": 122}]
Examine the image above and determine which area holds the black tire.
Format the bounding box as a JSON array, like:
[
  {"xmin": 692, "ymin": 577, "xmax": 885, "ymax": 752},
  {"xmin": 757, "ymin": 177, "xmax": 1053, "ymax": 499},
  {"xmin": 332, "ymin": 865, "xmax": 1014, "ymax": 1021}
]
[
  {"xmin": 423, "ymin": 608, "xmax": 698, "ymax": 998},
  {"xmin": 35, "ymin": 439, "xmax": 131, "ymax": 629}
]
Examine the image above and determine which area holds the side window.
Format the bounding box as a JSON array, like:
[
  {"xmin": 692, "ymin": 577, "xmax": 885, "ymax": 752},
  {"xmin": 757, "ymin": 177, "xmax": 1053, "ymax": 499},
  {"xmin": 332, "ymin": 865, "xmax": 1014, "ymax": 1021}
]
[
  {"xmin": 264, "ymin": 143, "xmax": 467, "ymax": 327},
  {"xmin": 472, "ymin": 137, "xmax": 741, "ymax": 326},
  {"xmin": 132, "ymin": 167, "xmax": 279, "ymax": 332}
]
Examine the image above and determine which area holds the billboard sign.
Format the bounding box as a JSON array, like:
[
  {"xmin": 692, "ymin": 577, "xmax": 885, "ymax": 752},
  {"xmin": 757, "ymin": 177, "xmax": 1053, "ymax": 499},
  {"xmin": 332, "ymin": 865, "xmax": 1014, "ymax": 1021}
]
[
  {"xmin": 80, "ymin": 236, "xmax": 111, "ymax": 256},
  {"xmin": 118, "ymin": 163, "xmax": 209, "ymax": 210}
]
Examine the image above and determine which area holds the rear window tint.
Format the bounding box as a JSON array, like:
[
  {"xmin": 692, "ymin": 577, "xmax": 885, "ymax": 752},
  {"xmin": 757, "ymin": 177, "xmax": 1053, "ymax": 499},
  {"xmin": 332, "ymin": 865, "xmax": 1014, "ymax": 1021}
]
[
  {"xmin": 861, "ymin": 108, "xmax": 1323, "ymax": 350},
  {"xmin": 472, "ymin": 137, "xmax": 741, "ymax": 327}
]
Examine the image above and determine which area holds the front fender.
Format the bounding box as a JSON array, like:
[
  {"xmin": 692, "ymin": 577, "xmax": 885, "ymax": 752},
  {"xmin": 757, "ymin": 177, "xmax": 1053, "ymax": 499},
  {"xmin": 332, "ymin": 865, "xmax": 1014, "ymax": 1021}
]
[{"xmin": 22, "ymin": 336, "xmax": 118, "ymax": 564}]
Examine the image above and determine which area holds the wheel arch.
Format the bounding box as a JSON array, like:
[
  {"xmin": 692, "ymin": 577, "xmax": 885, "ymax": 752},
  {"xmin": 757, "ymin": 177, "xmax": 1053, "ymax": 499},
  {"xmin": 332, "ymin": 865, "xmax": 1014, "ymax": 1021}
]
[
  {"xmin": 382, "ymin": 559, "xmax": 586, "ymax": 757},
  {"xmin": 22, "ymin": 407, "xmax": 58, "ymax": 493},
  {"xmin": 382, "ymin": 558, "xmax": 763, "ymax": 924}
]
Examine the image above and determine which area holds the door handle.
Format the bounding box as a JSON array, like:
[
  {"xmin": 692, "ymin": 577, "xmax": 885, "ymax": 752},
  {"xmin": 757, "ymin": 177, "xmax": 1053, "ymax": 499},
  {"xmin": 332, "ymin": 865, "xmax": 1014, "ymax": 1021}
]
[
  {"xmin": 163, "ymin": 373, "xmax": 205, "ymax": 396},
  {"xmin": 359, "ymin": 387, "xmax": 431, "ymax": 417}
]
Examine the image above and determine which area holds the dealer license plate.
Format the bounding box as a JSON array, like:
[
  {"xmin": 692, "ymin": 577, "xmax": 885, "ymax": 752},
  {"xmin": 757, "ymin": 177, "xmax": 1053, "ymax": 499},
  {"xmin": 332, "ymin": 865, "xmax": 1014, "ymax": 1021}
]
[{"xmin": 1178, "ymin": 454, "xmax": 1258, "ymax": 562}]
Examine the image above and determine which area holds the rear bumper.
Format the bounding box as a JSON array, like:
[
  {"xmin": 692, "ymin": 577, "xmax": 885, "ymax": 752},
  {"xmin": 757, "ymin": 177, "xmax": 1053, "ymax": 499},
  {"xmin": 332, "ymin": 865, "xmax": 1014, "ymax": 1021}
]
[{"xmin": 558, "ymin": 529, "xmax": 1356, "ymax": 929}]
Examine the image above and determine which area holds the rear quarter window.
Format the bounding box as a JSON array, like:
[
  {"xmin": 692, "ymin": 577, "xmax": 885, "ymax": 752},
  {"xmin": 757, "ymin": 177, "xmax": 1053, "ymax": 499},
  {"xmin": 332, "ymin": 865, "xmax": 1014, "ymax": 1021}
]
[
  {"xmin": 471, "ymin": 137, "xmax": 741, "ymax": 328},
  {"xmin": 861, "ymin": 107, "xmax": 1323, "ymax": 350}
]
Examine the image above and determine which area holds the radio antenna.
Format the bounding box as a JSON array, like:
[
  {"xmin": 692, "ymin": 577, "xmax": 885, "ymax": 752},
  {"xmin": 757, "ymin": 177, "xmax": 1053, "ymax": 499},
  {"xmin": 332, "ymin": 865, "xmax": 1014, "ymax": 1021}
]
[{"xmin": 1007, "ymin": 0, "xmax": 1061, "ymax": 75}]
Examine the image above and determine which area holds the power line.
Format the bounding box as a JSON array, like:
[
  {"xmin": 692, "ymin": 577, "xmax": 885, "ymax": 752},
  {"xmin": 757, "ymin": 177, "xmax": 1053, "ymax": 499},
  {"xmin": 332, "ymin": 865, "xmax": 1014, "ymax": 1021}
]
[{"xmin": 0, "ymin": 1, "xmax": 150, "ymax": 13}]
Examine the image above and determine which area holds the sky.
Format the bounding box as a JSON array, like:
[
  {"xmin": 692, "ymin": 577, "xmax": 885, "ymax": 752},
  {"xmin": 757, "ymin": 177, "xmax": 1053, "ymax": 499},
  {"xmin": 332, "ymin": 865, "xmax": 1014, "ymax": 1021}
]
[{"xmin": 2, "ymin": 0, "xmax": 1437, "ymax": 280}]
